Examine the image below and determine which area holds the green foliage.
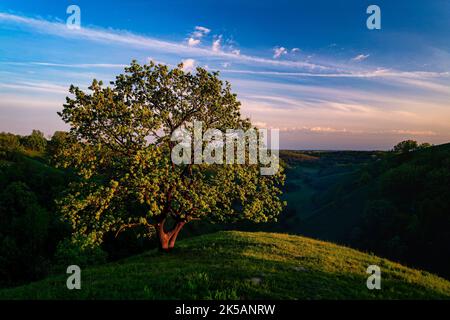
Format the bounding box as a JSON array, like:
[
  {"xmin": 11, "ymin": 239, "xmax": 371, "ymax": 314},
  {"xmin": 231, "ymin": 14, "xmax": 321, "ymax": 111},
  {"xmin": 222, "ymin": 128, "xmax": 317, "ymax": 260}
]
[
  {"xmin": 56, "ymin": 60, "xmax": 285, "ymax": 248},
  {"xmin": 0, "ymin": 149, "xmax": 72, "ymax": 287},
  {"xmin": 351, "ymin": 144, "xmax": 450, "ymax": 278},
  {"xmin": 418, "ymin": 142, "xmax": 432, "ymax": 149},
  {"xmin": 0, "ymin": 182, "xmax": 50, "ymax": 286},
  {"xmin": 53, "ymin": 238, "xmax": 107, "ymax": 272},
  {"xmin": 278, "ymin": 150, "xmax": 381, "ymax": 234},
  {"xmin": 279, "ymin": 146, "xmax": 450, "ymax": 279},
  {"xmin": 46, "ymin": 131, "xmax": 71, "ymax": 162},
  {"xmin": 21, "ymin": 130, "xmax": 47, "ymax": 152},
  {"xmin": 0, "ymin": 132, "xmax": 22, "ymax": 156},
  {"xmin": 392, "ymin": 140, "xmax": 432, "ymax": 153},
  {"xmin": 0, "ymin": 135, "xmax": 158, "ymax": 287},
  {"xmin": 2, "ymin": 231, "xmax": 450, "ymax": 299}
]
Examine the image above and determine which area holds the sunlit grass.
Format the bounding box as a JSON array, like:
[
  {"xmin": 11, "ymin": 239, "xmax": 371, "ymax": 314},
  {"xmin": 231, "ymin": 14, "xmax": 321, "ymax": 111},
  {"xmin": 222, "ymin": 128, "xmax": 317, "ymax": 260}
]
[{"xmin": 1, "ymin": 231, "xmax": 450, "ymax": 299}]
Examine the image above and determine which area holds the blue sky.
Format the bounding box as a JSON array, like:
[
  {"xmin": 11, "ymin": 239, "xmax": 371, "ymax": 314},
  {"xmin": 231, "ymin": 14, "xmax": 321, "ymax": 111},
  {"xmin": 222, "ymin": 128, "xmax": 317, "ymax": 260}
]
[{"xmin": 1, "ymin": 0, "xmax": 449, "ymax": 149}]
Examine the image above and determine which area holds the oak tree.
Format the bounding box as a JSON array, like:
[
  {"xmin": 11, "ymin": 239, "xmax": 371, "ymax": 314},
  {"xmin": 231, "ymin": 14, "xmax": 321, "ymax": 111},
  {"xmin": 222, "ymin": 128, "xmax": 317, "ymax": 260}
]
[{"xmin": 56, "ymin": 61, "xmax": 285, "ymax": 251}]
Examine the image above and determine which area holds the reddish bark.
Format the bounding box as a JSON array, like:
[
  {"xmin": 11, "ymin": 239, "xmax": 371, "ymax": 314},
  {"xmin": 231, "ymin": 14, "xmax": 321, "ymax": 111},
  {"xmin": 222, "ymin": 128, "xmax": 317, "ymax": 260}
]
[{"xmin": 156, "ymin": 219, "xmax": 186, "ymax": 252}]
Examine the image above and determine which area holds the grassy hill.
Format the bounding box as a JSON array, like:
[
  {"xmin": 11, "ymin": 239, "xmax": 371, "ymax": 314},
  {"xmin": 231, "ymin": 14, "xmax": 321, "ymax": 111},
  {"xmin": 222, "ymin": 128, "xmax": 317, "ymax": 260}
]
[{"xmin": 1, "ymin": 231, "xmax": 450, "ymax": 300}]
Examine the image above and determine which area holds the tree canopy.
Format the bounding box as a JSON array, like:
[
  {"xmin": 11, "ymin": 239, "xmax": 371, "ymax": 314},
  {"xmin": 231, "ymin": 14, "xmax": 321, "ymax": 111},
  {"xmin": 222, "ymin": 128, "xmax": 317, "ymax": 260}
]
[
  {"xmin": 21, "ymin": 130, "xmax": 47, "ymax": 152},
  {"xmin": 56, "ymin": 61, "xmax": 285, "ymax": 251},
  {"xmin": 393, "ymin": 140, "xmax": 432, "ymax": 154}
]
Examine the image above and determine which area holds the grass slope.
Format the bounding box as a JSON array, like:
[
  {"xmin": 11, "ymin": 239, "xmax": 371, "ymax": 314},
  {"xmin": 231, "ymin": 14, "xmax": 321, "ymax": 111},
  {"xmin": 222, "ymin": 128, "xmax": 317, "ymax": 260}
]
[{"xmin": 1, "ymin": 231, "xmax": 450, "ymax": 300}]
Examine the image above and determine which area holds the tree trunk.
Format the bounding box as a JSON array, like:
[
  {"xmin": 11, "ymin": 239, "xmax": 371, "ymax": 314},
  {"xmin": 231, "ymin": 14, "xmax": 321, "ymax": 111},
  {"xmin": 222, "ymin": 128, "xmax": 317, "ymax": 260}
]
[{"xmin": 156, "ymin": 219, "xmax": 186, "ymax": 252}]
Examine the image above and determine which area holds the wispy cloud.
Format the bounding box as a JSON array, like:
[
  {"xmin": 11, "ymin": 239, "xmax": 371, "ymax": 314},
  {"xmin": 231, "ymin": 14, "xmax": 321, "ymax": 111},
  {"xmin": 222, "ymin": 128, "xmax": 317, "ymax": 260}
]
[
  {"xmin": 0, "ymin": 81, "xmax": 68, "ymax": 94},
  {"xmin": 219, "ymin": 68, "xmax": 450, "ymax": 86},
  {"xmin": 273, "ymin": 126, "xmax": 437, "ymax": 137},
  {"xmin": 187, "ymin": 25, "xmax": 211, "ymax": 46},
  {"xmin": 237, "ymin": 79, "xmax": 449, "ymax": 111},
  {"xmin": 0, "ymin": 12, "xmax": 328, "ymax": 71},
  {"xmin": 212, "ymin": 36, "xmax": 222, "ymax": 52},
  {"xmin": 194, "ymin": 26, "xmax": 210, "ymax": 36},
  {"xmin": 236, "ymin": 77, "xmax": 450, "ymax": 135},
  {"xmin": 1, "ymin": 11, "xmax": 449, "ymax": 149},
  {"xmin": 187, "ymin": 37, "xmax": 200, "ymax": 47},
  {"xmin": 352, "ymin": 54, "xmax": 370, "ymax": 62},
  {"xmin": 273, "ymin": 47, "xmax": 287, "ymax": 59},
  {"xmin": 1, "ymin": 61, "xmax": 127, "ymax": 69},
  {"xmin": 392, "ymin": 77, "xmax": 450, "ymax": 94},
  {"xmin": 389, "ymin": 129, "xmax": 437, "ymax": 136}
]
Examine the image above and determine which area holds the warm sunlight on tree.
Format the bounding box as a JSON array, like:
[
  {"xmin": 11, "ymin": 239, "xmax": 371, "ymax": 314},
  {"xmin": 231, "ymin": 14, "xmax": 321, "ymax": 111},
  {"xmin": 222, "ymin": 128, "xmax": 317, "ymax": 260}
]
[{"xmin": 55, "ymin": 61, "xmax": 285, "ymax": 251}]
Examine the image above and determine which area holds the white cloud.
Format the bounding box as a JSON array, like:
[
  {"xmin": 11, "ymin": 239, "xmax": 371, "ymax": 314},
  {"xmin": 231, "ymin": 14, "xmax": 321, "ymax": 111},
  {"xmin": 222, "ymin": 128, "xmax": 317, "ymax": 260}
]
[
  {"xmin": 273, "ymin": 47, "xmax": 287, "ymax": 59},
  {"xmin": 231, "ymin": 49, "xmax": 240, "ymax": 56},
  {"xmin": 181, "ymin": 58, "xmax": 196, "ymax": 72},
  {"xmin": 195, "ymin": 26, "xmax": 211, "ymax": 35},
  {"xmin": 219, "ymin": 68, "xmax": 450, "ymax": 90},
  {"xmin": 187, "ymin": 37, "xmax": 200, "ymax": 46},
  {"xmin": 2, "ymin": 12, "xmax": 449, "ymax": 149},
  {"xmin": 236, "ymin": 79, "xmax": 450, "ymax": 132},
  {"xmin": 212, "ymin": 36, "xmax": 222, "ymax": 52},
  {"xmin": 236, "ymin": 79, "xmax": 450, "ymax": 113},
  {"xmin": 2, "ymin": 12, "xmax": 448, "ymax": 100},
  {"xmin": 352, "ymin": 54, "xmax": 370, "ymax": 62},
  {"xmin": 188, "ymin": 26, "xmax": 210, "ymax": 45},
  {"xmin": 0, "ymin": 13, "xmax": 329, "ymax": 71},
  {"xmin": 309, "ymin": 127, "xmax": 349, "ymax": 133},
  {"xmin": 392, "ymin": 77, "xmax": 450, "ymax": 94},
  {"xmin": 389, "ymin": 129, "xmax": 436, "ymax": 136},
  {"xmin": 0, "ymin": 81, "xmax": 68, "ymax": 94}
]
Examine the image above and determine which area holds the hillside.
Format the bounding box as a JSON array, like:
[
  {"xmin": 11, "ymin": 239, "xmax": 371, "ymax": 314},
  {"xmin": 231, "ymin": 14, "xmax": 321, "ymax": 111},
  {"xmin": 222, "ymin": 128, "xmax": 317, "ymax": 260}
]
[
  {"xmin": 280, "ymin": 144, "xmax": 450, "ymax": 279},
  {"xmin": 298, "ymin": 144, "xmax": 450, "ymax": 238},
  {"xmin": 1, "ymin": 231, "xmax": 450, "ymax": 299},
  {"xmin": 279, "ymin": 150, "xmax": 379, "ymax": 225}
]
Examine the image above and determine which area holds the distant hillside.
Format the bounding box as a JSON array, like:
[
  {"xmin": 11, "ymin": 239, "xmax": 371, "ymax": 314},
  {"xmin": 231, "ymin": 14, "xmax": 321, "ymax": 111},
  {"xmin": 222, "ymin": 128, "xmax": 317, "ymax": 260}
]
[
  {"xmin": 278, "ymin": 149, "xmax": 381, "ymax": 227},
  {"xmin": 1, "ymin": 231, "xmax": 450, "ymax": 299},
  {"xmin": 0, "ymin": 148, "xmax": 72, "ymax": 287},
  {"xmin": 294, "ymin": 143, "xmax": 450, "ymax": 279},
  {"xmin": 279, "ymin": 150, "xmax": 319, "ymax": 163}
]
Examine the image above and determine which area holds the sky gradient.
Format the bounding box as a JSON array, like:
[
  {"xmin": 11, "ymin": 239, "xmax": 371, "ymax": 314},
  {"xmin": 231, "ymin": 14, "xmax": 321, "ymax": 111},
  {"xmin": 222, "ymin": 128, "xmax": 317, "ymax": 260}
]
[{"xmin": 1, "ymin": 0, "xmax": 449, "ymax": 150}]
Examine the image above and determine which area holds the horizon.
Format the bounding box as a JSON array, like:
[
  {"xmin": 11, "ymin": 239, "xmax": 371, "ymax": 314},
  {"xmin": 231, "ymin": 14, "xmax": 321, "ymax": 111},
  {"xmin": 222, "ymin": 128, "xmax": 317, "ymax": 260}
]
[{"xmin": 1, "ymin": 0, "xmax": 449, "ymax": 150}]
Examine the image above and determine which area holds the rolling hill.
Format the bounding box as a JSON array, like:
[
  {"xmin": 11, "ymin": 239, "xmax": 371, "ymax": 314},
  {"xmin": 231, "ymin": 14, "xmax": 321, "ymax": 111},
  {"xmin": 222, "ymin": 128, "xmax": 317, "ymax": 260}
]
[
  {"xmin": 1, "ymin": 231, "xmax": 450, "ymax": 299},
  {"xmin": 280, "ymin": 144, "xmax": 450, "ymax": 279}
]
